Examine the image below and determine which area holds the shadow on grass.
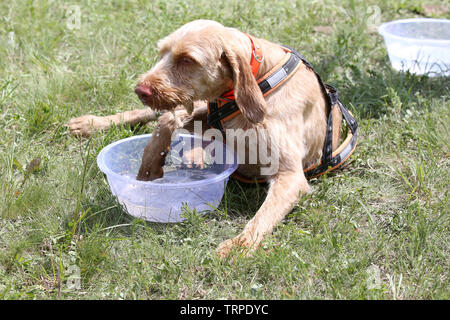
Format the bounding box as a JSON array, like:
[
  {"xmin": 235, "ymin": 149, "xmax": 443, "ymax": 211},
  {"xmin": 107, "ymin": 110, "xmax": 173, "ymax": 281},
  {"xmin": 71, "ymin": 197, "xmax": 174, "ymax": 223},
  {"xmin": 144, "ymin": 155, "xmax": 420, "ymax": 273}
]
[
  {"xmin": 318, "ymin": 55, "xmax": 450, "ymax": 119},
  {"xmin": 68, "ymin": 174, "xmax": 271, "ymax": 243}
]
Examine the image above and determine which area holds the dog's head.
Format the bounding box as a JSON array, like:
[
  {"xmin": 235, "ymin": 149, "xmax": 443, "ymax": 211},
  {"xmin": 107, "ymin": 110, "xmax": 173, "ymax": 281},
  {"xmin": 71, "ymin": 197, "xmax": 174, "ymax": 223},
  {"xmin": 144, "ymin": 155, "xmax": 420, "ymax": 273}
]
[{"xmin": 135, "ymin": 20, "xmax": 266, "ymax": 123}]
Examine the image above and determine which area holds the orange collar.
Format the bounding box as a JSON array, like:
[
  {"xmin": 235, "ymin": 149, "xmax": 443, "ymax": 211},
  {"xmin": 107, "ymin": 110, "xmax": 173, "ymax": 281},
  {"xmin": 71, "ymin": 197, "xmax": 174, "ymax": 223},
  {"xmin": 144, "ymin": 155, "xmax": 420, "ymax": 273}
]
[
  {"xmin": 247, "ymin": 33, "xmax": 264, "ymax": 77},
  {"xmin": 220, "ymin": 34, "xmax": 263, "ymax": 101}
]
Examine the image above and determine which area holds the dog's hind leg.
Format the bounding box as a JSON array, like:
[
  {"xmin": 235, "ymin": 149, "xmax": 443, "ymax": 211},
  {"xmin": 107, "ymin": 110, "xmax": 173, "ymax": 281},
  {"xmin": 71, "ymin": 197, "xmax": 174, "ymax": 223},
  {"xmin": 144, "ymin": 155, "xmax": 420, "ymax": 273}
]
[
  {"xmin": 67, "ymin": 108, "xmax": 158, "ymax": 137},
  {"xmin": 216, "ymin": 169, "xmax": 310, "ymax": 257}
]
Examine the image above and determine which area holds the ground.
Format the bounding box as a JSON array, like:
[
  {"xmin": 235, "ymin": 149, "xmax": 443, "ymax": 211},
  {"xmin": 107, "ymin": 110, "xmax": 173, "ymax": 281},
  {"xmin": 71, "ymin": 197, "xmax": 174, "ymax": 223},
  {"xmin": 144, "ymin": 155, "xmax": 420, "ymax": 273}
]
[{"xmin": 0, "ymin": 0, "xmax": 449, "ymax": 299}]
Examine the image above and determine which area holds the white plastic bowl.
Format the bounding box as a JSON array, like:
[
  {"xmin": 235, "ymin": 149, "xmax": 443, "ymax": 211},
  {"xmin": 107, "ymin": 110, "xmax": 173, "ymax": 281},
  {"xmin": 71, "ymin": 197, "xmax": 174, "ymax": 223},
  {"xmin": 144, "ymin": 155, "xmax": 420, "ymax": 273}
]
[
  {"xmin": 378, "ymin": 18, "xmax": 450, "ymax": 76},
  {"xmin": 97, "ymin": 134, "xmax": 238, "ymax": 223}
]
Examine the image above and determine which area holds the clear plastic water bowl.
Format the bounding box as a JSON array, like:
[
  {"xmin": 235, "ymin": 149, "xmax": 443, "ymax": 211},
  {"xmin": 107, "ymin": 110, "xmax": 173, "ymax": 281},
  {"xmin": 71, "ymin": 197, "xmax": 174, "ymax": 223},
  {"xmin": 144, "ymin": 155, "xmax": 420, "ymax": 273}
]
[
  {"xmin": 378, "ymin": 18, "xmax": 450, "ymax": 76},
  {"xmin": 97, "ymin": 134, "xmax": 238, "ymax": 223}
]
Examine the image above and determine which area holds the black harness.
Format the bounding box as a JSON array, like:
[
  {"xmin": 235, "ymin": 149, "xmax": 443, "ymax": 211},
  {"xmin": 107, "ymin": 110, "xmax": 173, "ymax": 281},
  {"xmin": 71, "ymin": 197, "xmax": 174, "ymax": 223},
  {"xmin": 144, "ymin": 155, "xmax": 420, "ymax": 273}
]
[{"xmin": 207, "ymin": 46, "xmax": 358, "ymax": 180}]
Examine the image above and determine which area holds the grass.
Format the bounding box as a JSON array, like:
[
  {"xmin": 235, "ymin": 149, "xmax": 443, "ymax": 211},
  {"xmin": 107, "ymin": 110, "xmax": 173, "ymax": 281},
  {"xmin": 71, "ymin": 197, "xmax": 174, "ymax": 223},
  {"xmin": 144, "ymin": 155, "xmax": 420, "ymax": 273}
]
[{"xmin": 0, "ymin": 0, "xmax": 449, "ymax": 299}]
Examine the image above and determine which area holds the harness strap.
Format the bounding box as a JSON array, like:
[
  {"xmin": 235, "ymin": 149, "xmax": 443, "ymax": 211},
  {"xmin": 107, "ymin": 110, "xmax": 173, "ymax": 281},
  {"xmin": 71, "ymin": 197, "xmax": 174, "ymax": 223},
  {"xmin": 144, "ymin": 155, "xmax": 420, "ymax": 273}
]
[
  {"xmin": 303, "ymin": 100, "xmax": 358, "ymax": 179},
  {"xmin": 207, "ymin": 47, "xmax": 301, "ymax": 134},
  {"xmin": 247, "ymin": 33, "xmax": 264, "ymax": 76},
  {"xmin": 281, "ymin": 45, "xmax": 334, "ymax": 109},
  {"xmin": 207, "ymin": 39, "xmax": 358, "ymax": 183}
]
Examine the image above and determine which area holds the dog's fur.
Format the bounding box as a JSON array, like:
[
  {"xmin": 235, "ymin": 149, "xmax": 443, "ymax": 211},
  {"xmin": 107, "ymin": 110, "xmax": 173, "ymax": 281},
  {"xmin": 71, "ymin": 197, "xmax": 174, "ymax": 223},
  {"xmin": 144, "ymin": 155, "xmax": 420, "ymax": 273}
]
[{"xmin": 68, "ymin": 20, "xmax": 342, "ymax": 257}]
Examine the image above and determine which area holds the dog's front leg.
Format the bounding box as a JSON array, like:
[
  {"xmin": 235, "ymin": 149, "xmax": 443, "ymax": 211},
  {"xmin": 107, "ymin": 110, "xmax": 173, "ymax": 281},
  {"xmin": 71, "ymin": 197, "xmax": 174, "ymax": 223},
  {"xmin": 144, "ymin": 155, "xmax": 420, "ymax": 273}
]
[
  {"xmin": 136, "ymin": 104, "xmax": 208, "ymax": 181},
  {"xmin": 68, "ymin": 108, "xmax": 158, "ymax": 137},
  {"xmin": 217, "ymin": 170, "xmax": 310, "ymax": 257},
  {"xmin": 136, "ymin": 110, "xmax": 181, "ymax": 181}
]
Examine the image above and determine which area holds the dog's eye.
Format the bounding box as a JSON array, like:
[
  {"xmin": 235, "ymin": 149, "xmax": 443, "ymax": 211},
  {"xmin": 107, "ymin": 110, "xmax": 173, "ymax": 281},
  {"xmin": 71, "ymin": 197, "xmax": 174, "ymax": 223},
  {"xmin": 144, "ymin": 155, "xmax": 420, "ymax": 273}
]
[{"xmin": 177, "ymin": 56, "xmax": 195, "ymax": 66}]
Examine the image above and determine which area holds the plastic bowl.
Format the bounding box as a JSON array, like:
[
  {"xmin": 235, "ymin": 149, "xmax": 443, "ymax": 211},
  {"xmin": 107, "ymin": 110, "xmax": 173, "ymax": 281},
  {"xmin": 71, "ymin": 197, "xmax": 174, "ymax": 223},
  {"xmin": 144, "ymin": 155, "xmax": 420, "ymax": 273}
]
[
  {"xmin": 378, "ymin": 18, "xmax": 450, "ymax": 76},
  {"xmin": 97, "ymin": 134, "xmax": 238, "ymax": 223}
]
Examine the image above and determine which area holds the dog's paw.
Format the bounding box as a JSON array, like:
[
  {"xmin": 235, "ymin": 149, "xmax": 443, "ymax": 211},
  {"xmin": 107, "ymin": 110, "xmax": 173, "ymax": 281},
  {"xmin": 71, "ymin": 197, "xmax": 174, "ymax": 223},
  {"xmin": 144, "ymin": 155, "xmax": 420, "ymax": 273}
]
[
  {"xmin": 182, "ymin": 146, "xmax": 206, "ymax": 169},
  {"xmin": 67, "ymin": 115, "xmax": 111, "ymax": 137},
  {"xmin": 216, "ymin": 232, "xmax": 261, "ymax": 258},
  {"xmin": 216, "ymin": 238, "xmax": 234, "ymax": 258}
]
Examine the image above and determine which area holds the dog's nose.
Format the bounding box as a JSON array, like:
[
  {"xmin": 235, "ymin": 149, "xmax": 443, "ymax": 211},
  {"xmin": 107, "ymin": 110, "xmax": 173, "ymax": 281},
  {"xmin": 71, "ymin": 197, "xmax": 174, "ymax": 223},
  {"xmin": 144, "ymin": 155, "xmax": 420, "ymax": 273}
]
[{"xmin": 135, "ymin": 85, "xmax": 153, "ymax": 100}]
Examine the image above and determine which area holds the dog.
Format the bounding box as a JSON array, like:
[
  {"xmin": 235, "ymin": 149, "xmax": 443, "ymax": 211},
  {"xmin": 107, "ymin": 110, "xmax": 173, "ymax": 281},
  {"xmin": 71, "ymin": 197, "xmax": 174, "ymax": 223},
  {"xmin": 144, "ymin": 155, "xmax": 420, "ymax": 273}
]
[{"xmin": 68, "ymin": 20, "xmax": 348, "ymax": 257}]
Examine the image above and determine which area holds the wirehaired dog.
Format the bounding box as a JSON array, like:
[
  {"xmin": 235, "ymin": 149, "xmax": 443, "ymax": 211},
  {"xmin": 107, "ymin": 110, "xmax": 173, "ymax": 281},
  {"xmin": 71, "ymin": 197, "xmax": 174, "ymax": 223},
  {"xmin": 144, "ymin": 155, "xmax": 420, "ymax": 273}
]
[{"xmin": 68, "ymin": 20, "xmax": 351, "ymax": 257}]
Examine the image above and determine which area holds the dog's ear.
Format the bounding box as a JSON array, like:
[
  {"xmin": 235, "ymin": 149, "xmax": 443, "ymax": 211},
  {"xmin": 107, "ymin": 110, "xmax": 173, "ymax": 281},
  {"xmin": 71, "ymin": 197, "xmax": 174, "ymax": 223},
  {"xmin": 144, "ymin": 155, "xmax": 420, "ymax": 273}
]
[{"xmin": 222, "ymin": 46, "xmax": 266, "ymax": 124}]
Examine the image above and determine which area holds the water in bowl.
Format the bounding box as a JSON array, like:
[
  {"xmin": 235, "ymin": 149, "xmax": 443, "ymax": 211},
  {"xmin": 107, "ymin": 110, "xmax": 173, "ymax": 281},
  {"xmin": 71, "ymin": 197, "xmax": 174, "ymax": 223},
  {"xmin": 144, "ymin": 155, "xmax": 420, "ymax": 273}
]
[
  {"xmin": 99, "ymin": 134, "xmax": 236, "ymax": 222},
  {"xmin": 113, "ymin": 175, "xmax": 224, "ymax": 223},
  {"xmin": 120, "ymin": 165, "xmax": 223, "ymax": 183},
  {"xmin": 111, "ymin": 164, "xmax": 226, "ymax": 222}
]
